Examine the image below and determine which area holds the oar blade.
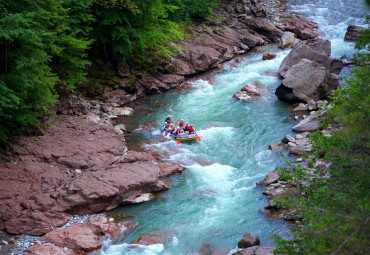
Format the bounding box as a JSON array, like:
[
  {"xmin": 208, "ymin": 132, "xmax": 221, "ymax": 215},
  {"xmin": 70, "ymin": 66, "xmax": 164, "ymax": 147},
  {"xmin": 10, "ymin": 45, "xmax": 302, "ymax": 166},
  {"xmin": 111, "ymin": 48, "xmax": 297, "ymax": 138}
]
[
  {"xmin": 197, "ymin": 135, "xmax": 201, "ymax": 141},
  {"xmin": 177, "ymin": 139, "xmax": 181, "ymax": 145}
]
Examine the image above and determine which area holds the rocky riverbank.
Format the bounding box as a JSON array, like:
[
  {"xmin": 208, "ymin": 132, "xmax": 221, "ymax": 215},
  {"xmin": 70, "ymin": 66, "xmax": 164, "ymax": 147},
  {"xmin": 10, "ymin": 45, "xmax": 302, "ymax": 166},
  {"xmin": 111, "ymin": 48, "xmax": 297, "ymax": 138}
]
[
  {"xmin": 0, "ymin": 0, "xmax": 323, "ymax": 254},
  {"xmin": 257, "ymin": 25, "xmax": 364, "ymax": 228}
]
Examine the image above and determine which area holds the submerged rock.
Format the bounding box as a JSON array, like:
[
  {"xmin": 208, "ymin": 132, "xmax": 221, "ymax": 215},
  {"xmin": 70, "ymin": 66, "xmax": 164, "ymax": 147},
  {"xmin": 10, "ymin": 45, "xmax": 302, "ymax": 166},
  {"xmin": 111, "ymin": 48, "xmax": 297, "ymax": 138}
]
[{"xmin": 262, "ymin": 52, "xmax": 277, "ymax": 60}]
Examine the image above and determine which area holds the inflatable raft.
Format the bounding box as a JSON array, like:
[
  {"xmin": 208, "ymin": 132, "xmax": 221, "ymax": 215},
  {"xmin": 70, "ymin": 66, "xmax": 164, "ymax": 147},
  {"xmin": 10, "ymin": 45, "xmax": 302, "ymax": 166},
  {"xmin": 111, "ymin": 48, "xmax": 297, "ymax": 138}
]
[{"xmin": 161, "ymin": 126, "xmax": 199, "ymax": 141}]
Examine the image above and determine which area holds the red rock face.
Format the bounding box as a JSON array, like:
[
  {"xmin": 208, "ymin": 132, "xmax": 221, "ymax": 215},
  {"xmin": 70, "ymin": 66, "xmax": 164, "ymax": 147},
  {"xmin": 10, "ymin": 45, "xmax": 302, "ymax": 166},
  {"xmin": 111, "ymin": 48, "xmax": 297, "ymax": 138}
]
[
  {"xmin": 25, "ymin": 216, "xmax": 133, "ymax": 254},
  {"xmin": 0, "ymin": 113, "xmax": 175, "ymax": 236},
  {"xmin": 282, "ymin": 16, "xmax": 319, "ymax": 40},
  {"xmin": 262, "ymin": 52, "xmax": 277, "ymax": 60}
]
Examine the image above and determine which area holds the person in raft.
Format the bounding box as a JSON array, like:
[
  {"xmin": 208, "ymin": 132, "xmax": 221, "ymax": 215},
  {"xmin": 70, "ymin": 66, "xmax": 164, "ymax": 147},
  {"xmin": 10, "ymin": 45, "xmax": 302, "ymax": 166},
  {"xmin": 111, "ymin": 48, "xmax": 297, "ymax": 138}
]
[
  {"xmin": 163, "ymin": 122, "xmax": 169, "ymax": 130},
  {"xmin": 179, "ymin": 119, "xmax": 184, "ymax": 128},
  {"xmin": 188, "ymin": 124, "xmax": 195, "ymax": 134},
  {"xmin": 183, "ymin": 122, "xmax": 190, "ymax": 134},
  {"xmin": 167, "ymin": 124, "xmax": 174, "ymax": 132},
  {"xmin": 165, "ymin": 115, "xmax": 172, "ymax": 124}
]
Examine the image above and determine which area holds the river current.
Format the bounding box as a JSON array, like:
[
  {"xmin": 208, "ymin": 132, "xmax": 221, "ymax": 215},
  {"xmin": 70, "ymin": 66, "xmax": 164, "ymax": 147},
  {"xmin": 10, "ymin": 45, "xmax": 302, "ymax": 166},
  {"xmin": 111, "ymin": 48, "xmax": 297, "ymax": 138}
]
[{"xmin": 99, "ymin": 1, "xmax": 369, "ymax": 254}]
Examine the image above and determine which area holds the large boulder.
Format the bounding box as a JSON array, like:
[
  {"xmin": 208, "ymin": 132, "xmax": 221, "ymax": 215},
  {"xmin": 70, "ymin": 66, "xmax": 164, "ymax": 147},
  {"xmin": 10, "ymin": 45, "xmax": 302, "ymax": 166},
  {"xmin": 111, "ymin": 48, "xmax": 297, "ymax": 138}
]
[
  {"xmin": 276, "ymin": 39, "xmax": 343, "ymax": 103},
  {"xmin": 279, "ymin": 39, "xmax": 331, "ymax": 78},
  {"xmin": 344, "ymin": 25, "xmax": 366, "ymax": 41},
  {"xmin": 238, "ymin": 233, "xmax": 260, "ymax": 248},
  {"xmin": 292, "ymin": 111, "xmax": 322, "ymax": 132},
  {"xmin": 280, "ymin": 59, "xmax": 328, "ymax": 102}
]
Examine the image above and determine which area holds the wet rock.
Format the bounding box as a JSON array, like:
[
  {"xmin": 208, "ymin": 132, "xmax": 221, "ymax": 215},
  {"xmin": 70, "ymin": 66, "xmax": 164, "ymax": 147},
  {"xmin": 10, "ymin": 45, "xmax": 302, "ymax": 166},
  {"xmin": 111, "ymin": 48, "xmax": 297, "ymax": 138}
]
[
  {"xmin": 131, "ymin": 230, "xmax": 173, "ymax": 246},
  {"xmin": 39, "ymin": 223, "xmax": 102, "ymax": 252},
  {"xmin": 233, "ymin": 81, "xmax": 264, "ymax": 101},
  {"xmin": 279, "ymin": 31, "xmax": 297, "ymax": 49},
  {"xmin": 288, "ymin": 137, "xmax": 312, "ymax": 156},
  {"xmin": 268, "ymin": 141, "xmax": 285, "ymax": 152},
  {"xmin": 344, "ymin": 25, "xmax": 365, "ymax": 41},
  {"xmin": 114, "ymin": 124, "xmax": 127, "ymax": 134},
  {"xmin": 263, "ymin": 183, "xmax": 284, "ymax": 196},
  {"xmin": 238, "ymin": 233, "xmax": 260, "ymax": 248},
  {"xmin": 158, "ymin": 162, "xmax": 186, "ymax": 177},
  {"xmin": 282, "ymin": 134, "xmax": 295, "ymax": 144},
  {"xmin": 262, "ymin": 52, "xmax": 276, "ymax": 60},
  {"xmin": 257, "ymin": 171, "xmax": 279, "ymax": 186}
]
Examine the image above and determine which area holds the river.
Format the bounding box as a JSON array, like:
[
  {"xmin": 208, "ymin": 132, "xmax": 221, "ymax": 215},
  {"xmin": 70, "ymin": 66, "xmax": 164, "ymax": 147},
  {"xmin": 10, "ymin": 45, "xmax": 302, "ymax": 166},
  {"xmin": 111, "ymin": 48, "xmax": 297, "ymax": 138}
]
[{"xmin": 99, "ymin": 1, "xmax": 369, "ymax": 254}]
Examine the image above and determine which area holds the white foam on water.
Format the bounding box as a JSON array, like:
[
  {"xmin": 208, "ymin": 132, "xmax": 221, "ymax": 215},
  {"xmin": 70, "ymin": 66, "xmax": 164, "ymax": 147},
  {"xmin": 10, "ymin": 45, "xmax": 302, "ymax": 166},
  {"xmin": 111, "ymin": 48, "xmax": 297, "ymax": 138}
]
[
  {"xmin": 172, "ymin": 236, "xmax": 179, "ymax": 246},
  {"xmin": 98, "ymin": 243, "xmax": 164, "ymax": 255}
]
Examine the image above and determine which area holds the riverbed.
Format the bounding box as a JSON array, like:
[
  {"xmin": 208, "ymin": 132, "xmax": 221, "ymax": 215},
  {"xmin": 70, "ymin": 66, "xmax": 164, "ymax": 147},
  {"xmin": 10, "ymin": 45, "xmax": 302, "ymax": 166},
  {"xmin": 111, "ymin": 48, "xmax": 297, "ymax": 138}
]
[{"xmin": 99, "ymin": 1, "xmax": 369, "ymax": 254}]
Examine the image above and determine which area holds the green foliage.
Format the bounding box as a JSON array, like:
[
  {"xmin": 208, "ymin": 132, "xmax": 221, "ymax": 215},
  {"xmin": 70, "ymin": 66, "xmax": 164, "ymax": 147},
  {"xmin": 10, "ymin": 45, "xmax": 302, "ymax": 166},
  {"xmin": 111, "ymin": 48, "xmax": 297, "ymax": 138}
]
[
  {"xmin": 0, "ymin": 0, "xmax": 92, "ymax": 143},
  {"xmin": 274, "ymin": 24, "xmax": 370, "ymax": 254}
]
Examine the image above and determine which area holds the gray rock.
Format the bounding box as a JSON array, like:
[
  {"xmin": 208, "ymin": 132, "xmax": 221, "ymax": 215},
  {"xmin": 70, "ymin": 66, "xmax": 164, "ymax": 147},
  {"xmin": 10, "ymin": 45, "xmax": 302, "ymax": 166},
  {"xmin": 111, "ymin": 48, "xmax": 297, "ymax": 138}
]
[
  {"xmin": 279, "ymin": 31, "xmax": 296, "ymax": 49},
  {"xmin": 281, "ymin": 59, "xmax": 328, "ymax": 102},
  {"xmin": 238, "ymin": 233, "xmax": 260, "ymax": 248},
  {"xmin": 293, "ymin": 103, "xmax": 308, "ymax": 111},
  {"xmin": 279, "ymin": 39, "xmax": 332, "ymax": 78},
  {"xmin": 292, "ymin": 111, "xmax": 321, "ymax": 132},
  {"xmin": 113, "ymin": 107, "xmax": 133, "ymax": 116},
  {"xmin": 269, "ymin": 141, "xmax": 285, "ymax": 152},
  {"xmin": 114, "ymin": 124, "xmax": 127, "ymax": 134},
  {"xmin": 265, "ymin": 171, "xmax": 279, "ymax": 185},
  {"xmin": 307, "ymin": 100, "xmax": 318, "ymax": 110},
  {"xmin": 282, "ymin": 134, "xmax": 295, "ymax": 144}
]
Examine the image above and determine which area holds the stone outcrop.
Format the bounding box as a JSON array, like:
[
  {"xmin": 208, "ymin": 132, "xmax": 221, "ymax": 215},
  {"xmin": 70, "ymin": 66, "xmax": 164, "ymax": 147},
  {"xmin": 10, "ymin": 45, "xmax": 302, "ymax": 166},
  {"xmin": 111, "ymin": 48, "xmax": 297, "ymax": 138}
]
[
  {"xmin": 233, "ymin": 81, "xmax": 264, "ymax": 101},
  {"xmin": 344, "ymin": 25, "xmax": 365, "ymax": 41},
  {"xmin": 25, "ymin": 216, "xmax": 133, "ymax": 254},
  {"xmin": 276, "ymin": 39, "xmax": 343, "ymax": 103},
  {"xmin": 0, "ymin": 111, "xmax": 184, "ymax": 236}
]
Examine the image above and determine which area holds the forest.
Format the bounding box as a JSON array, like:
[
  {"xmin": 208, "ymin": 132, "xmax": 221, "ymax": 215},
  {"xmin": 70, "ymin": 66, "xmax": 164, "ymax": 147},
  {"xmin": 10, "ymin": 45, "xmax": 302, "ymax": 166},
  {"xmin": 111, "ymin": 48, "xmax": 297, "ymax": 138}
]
[{"xmin": 0, "ymin": 0, "xmax": 220, "ymax": 142}]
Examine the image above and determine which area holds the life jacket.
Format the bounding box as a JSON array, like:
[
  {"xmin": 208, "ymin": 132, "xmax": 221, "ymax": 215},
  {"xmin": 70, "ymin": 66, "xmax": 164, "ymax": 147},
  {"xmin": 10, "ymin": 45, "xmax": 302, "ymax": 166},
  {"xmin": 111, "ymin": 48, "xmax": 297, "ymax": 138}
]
[
  {"xmin": 184, "ymin": 125, "xmax": 190, "ymax": 131},
  {"xmin": 189, "ymin": 127, "xmax": 195, "ymax": 133},
  {"xmin": 179, "ymin": 121, "xmax": 184, "ymax": 128},
  {"xmin": 165, "ymin": 117, "xmax": 172, "ymax": 123}
]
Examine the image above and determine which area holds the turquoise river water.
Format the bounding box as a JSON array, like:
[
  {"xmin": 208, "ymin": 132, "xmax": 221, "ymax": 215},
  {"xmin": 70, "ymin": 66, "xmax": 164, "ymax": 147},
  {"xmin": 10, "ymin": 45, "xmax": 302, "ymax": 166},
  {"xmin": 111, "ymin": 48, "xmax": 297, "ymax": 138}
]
[{"xmin": 99, "ymin": 1, "xmax": 369, "ymax": 254}]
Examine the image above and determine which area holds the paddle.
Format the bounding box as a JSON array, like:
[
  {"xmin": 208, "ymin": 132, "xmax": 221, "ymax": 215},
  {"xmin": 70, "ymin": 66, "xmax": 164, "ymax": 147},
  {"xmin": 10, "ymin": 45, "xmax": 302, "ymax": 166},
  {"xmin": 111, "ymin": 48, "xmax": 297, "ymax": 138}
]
[
  {"xmin": 177, "ymin": 139, "xmax": 181, "ymax": 145},
  {"xmin": 197, "ymin": 135, "xmax": 201, "ymax": 141}
]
